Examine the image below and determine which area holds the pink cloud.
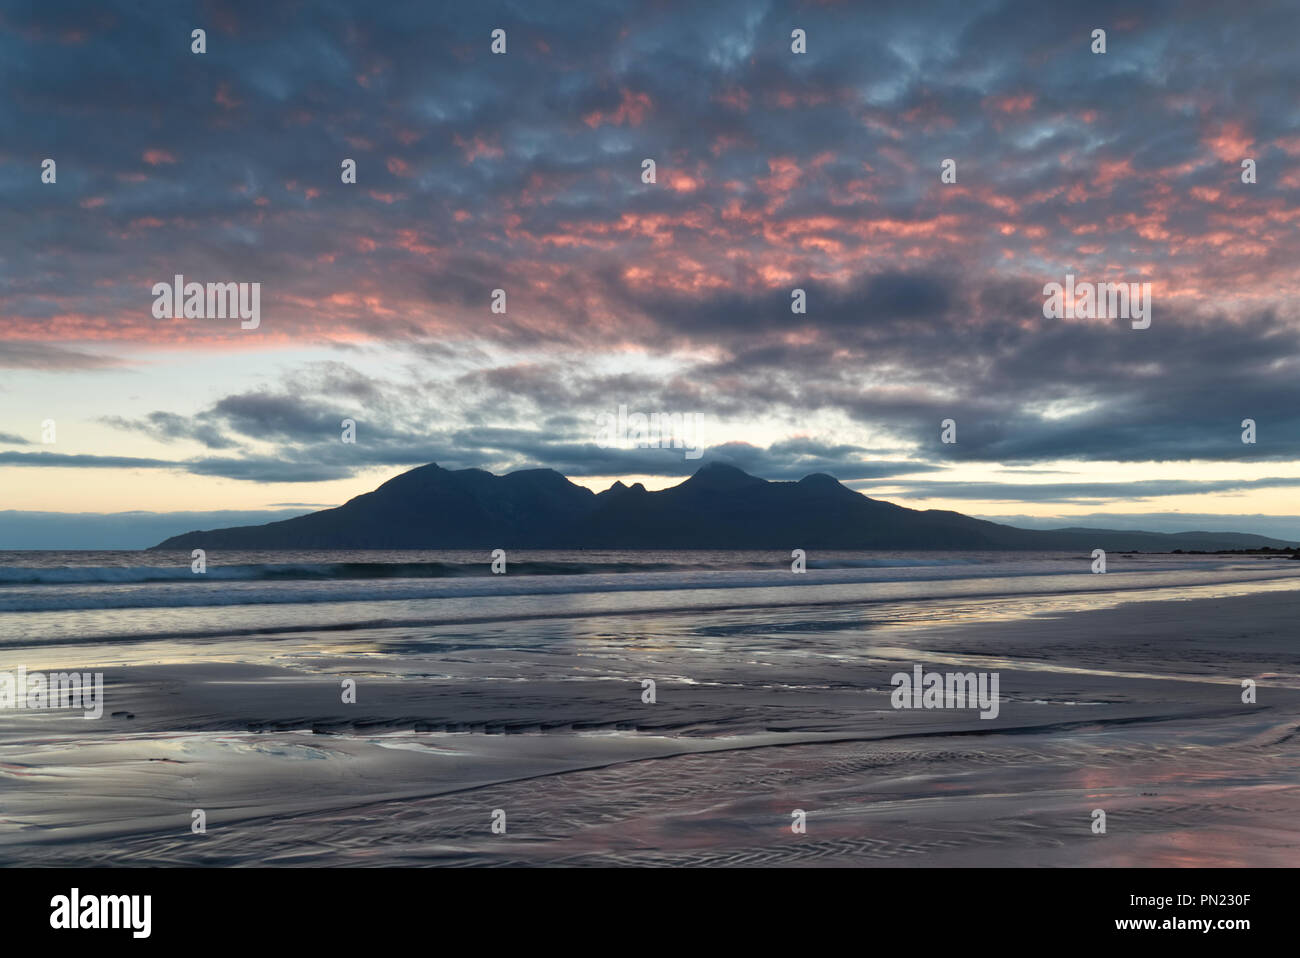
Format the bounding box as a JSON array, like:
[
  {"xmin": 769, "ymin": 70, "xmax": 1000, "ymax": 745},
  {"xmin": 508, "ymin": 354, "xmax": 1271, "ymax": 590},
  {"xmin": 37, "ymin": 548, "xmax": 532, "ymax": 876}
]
[
  {"xmin": 582, "ymin": 89, "xmax": 653, "ymax": 128},
  {"xmin": 453, "ymin": 134, "xmax": 505, "ymax": 163}
]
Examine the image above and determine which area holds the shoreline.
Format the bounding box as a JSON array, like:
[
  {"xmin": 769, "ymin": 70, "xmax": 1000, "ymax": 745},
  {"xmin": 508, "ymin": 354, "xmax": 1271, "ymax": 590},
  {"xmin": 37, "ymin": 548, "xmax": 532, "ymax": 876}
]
[{"xmin": 2, "ymin": 582, "xmax": 1298, "ymax": 865}]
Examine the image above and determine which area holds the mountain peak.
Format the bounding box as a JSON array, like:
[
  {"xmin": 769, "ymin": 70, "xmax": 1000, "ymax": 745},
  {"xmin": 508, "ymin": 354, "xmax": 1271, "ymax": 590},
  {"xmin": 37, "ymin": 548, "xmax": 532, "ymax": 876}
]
[
  {"xmin": 798, "ymin": 472, "xmax": 841, "ymax": 486},
  {"xmin": 502, "ymin": 467, "xmax": 579, "ymax": 486},
  {"xmin": 684, "ymin": 462, "xmax": 764, "ymax": 488}
]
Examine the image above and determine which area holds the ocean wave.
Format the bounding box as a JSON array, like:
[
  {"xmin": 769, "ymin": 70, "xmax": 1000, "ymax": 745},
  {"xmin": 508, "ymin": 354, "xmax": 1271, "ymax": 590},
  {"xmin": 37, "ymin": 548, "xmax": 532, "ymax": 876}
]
[
  {"xmin": 0, "ymin": 559, "xmax": 1282, "ymax": 616},
  {"xmin": 0, "ymin": 555, "xmax": 976, "ymax": 586},
  {"xmin": 0, "ymin": 560, "xmax": 690, "ymax": 585}
]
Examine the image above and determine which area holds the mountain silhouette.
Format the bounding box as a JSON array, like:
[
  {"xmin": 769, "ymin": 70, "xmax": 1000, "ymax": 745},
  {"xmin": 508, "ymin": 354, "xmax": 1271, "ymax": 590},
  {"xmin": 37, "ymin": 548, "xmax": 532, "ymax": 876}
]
[{"xmin": 151, "ymin": 461, "xmax": 1292, "ymax": 551}]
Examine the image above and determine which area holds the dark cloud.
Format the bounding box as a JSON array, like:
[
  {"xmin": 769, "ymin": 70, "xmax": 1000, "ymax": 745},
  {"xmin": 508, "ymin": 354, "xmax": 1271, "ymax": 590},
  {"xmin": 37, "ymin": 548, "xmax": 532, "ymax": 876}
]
[
  {"xmin": 0, "ymin": 342, "xmax": 125, "ymax": 370},
  {"xmin": 0, "ymin": 451, "xmax": 174, "ymax": 469},
  {"xmin": 4, "ymin": 0, "xmax": 1299, "ymax": 514},
  {"xmin": 100, "ymin": 411, "xmax": 237, "ymax": 449}
]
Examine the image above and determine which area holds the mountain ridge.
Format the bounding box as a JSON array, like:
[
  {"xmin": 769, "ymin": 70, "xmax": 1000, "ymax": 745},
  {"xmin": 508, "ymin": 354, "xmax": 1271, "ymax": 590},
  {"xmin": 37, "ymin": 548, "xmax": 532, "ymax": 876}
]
[{"xmin": 150, "ymin": 461, "xmax": 1295, "ymax": 552}]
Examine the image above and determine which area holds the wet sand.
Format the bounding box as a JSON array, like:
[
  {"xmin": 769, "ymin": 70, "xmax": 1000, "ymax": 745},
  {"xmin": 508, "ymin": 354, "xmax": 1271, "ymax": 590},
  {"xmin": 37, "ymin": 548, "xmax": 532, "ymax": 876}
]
[{"xmin": 2, "ymin": 581, "xmax": 1298, "ymax": 866}]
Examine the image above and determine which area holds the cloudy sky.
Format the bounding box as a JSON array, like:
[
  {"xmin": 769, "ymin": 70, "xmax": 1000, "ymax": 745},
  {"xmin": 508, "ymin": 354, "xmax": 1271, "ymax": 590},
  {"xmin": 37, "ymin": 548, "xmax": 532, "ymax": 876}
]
[{"xmin": 4, "ymin": 0, "xmax": 1300, "ymax": 547}]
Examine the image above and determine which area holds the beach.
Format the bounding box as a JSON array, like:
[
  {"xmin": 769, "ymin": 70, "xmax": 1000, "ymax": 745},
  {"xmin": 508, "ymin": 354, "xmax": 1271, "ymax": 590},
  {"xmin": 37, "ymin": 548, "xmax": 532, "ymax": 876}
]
[{"xmin": 1, "ymin": 550, "xmax": 1298, "ymax": 866}]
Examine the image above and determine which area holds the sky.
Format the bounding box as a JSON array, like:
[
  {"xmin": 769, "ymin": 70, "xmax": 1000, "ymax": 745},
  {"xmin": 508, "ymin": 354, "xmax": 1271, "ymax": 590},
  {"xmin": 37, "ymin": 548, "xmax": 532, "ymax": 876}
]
[{"xmin": 3, "ymin": 0, "xmax": 1300, "ymax": 548}]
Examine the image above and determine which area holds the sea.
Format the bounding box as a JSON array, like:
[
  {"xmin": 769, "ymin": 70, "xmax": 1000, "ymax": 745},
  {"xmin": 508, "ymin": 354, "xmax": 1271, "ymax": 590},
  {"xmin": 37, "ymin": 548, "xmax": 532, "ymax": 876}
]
[{"xmin": 2, "ymin": 548, "xmax": 1298, "ymax": 866}]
